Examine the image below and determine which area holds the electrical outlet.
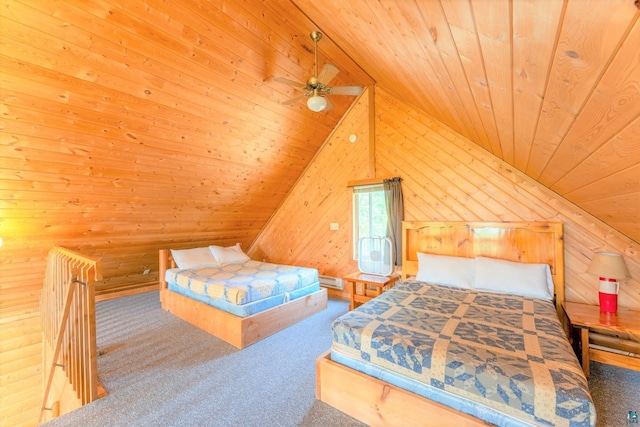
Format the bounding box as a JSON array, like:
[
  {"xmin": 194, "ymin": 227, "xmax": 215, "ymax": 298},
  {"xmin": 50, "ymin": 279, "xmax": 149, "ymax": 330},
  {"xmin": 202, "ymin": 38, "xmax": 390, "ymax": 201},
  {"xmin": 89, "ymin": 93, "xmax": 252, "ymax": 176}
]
[
  {"xmin": 143, "ymin": 269, "xmax": 150, "ymax": 275},
  {"xmin": 330, "ymin": 223, "xmax": 339, "ymax": 230}
]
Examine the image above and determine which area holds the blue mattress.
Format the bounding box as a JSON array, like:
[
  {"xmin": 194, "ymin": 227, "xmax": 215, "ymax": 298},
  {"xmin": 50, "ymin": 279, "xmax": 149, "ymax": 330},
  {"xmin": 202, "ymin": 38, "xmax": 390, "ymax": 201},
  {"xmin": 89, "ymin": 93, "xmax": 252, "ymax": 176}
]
[
  {"xmin": 165, "ymin": 259, "xmax": 320, "ymax": 317},
  {"xmin": 331, "ymin": 279, "xmax": 596, "ymax": 427}
]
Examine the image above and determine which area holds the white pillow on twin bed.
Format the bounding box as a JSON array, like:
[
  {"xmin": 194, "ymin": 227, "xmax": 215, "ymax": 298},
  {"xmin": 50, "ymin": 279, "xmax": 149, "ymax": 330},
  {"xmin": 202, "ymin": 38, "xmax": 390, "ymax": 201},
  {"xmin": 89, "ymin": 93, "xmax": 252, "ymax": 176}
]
[
  {"xmin": 209, "ymin": 243, "xmax": 250, "ymax": 265},
  {"xmin": 474, "ymin": 256, "xmax": 554, "ymax": 301},
  {"xmin": 416, "ymin": 253, "xmax": 475, "ymax": 289},
  {"xmin": 170, "ymin": 247, "xmax": 219, "ymax": 269}
]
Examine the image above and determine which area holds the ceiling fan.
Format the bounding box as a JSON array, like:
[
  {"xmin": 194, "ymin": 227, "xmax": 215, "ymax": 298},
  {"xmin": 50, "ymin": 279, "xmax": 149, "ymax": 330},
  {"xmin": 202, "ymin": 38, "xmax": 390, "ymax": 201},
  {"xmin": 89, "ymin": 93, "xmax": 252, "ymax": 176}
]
[{"xmin": 275, "ymin": 31, "xmax": 363, "ymax": 112}]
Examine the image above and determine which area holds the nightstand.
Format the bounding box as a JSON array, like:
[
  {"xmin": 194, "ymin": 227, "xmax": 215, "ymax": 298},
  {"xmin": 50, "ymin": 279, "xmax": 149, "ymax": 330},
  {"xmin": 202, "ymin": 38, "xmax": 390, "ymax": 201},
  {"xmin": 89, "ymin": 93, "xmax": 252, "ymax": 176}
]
[
  {"xmin": 343, "ymin": 272, "xmax": 398, "ymax": 310},
  {"xmin": 563, "ymin": 301, "xmax": 640, "ymax": 377}
]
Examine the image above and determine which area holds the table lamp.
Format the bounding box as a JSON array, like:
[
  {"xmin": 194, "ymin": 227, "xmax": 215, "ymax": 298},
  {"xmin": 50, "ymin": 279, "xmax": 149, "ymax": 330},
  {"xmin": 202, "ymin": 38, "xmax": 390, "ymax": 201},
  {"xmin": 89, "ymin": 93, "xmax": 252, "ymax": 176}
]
[{"xmin": 586, "ymin": 252, "xmax": 630, "ymax": 313}]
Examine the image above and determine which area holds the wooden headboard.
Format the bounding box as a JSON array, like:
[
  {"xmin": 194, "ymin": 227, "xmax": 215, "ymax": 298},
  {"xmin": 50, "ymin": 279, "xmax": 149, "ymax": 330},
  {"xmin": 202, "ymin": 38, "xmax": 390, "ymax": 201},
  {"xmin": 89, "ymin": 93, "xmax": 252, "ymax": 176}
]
[{"xmin": 401, "ymin": 221, "xmax": 565, "ymax": 317}]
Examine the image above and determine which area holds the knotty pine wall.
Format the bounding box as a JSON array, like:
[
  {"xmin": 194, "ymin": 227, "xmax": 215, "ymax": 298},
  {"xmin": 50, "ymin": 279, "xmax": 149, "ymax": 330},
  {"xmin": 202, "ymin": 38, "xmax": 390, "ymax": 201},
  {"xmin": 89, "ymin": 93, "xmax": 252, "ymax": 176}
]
[
  {"xmin": 254, "ymin": 85, "xmax": 640, "ymax": 308},
  {"xmin": 0, "ymin": 1, "xmax": 375, "ymax": 424},
  {"xmin": 373, "ymin": 87, "xmax": 640, "ymax": 308},
  {"xmin": 293, "ymin": 0, "xmax": 640, "ymax": 245},
  {"xmin": 249, "ymin": 88, "xmax": 373, "ymax": 300}
]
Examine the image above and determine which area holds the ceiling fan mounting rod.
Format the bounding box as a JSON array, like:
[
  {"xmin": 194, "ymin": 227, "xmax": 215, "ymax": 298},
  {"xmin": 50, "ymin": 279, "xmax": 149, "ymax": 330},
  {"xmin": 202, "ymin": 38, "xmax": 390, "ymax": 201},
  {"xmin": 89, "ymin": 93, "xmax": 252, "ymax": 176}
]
[{"xmin": 311, "ymin": 31, "xmax": 322, "ymax": 80}]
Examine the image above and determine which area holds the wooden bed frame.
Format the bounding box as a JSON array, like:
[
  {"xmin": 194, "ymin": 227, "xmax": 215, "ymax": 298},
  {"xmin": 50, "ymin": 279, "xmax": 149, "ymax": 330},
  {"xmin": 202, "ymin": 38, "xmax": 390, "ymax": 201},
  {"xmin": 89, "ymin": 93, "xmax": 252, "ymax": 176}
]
[
  {"xmin": 316, "ymin": 221, "xmax": 565, "ymax": 427},
  {"xmin": 158, "ymin": 249, "xmax": 328, "ymax": 349}
]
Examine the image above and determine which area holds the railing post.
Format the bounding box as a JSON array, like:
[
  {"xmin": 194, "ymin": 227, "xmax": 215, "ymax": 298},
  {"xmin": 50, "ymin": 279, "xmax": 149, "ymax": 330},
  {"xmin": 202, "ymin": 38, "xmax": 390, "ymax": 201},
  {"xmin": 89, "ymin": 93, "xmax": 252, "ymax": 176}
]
[{"xmin": 39, "ymin": 247, "xmax": 103, "ymax": 424}]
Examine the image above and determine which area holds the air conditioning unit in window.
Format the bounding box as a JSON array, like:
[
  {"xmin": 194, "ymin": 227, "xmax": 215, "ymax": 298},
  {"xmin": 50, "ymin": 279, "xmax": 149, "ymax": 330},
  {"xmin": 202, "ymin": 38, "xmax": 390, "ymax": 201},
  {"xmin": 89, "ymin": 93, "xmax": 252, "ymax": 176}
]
[{"xmin": 358, "ymin": 237, "xmax": 393, "ymax": 276}]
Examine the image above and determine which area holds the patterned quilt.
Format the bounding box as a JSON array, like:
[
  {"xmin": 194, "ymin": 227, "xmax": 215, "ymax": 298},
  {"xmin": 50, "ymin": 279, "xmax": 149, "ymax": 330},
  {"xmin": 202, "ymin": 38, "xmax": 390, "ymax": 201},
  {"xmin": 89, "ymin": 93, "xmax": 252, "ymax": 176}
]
[
  {"xmin": 331, "ymin": 279, "xmax": 596, "ymax": 426},
  {"xmin": 166, "ymin": 260, "xmax": 318, "ymax": 306}
]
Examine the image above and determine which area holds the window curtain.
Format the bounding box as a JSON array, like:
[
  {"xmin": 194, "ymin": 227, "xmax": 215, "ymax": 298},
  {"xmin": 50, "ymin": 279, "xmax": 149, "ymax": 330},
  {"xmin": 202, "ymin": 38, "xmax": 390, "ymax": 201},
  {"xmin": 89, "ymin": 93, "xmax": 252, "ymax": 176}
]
[{"xmin": 383, "ymin": 177, "xmax": 403, "ymax": 266}]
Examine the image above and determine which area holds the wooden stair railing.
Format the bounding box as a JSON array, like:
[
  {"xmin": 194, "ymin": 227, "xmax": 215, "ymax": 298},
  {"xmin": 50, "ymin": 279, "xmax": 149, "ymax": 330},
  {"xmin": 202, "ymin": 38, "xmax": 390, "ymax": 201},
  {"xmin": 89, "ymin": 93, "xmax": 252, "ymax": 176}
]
[{"xmin": 39, "ymin": 247, "xmax": 103, "ymax": 424}]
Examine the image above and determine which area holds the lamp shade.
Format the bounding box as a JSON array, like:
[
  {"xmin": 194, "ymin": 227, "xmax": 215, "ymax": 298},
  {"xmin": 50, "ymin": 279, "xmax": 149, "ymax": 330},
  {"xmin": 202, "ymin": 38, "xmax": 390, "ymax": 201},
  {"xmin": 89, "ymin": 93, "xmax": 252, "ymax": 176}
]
[
  {"xmin": 307, "ymin": 95, "xmax": 327, "ymax": 112},
  {"xmin": 587, "ymin": 252, "xmax": 630, "ymax": 279}
]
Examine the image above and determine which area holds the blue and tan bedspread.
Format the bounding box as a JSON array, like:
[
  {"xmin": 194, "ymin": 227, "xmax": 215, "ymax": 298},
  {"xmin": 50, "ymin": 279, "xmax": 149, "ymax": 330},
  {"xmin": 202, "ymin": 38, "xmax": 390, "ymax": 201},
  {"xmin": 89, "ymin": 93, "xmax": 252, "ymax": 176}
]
[
  {"xmin": 165, "ymin": 260, "xmax": 319, "ymax": 317},
  {"xmin": 331, "ymin": 279, "xmax": 596, "ymax": 426}
]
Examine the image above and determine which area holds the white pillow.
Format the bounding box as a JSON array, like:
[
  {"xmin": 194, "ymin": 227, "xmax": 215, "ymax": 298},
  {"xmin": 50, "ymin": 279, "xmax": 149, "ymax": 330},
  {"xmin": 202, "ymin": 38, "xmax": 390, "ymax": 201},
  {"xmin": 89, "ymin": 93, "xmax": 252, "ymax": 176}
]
[
  {"xmin": 474, "ymin": 256, "xmax": 554, "ymax": 300},
  {"xmin": 415, "ymin": 253, "xmax": 475, "ymax": 289},
  {"xmin": 171, "ymin": 247, "xmax": 218, "ymax": 269},
  {"xmin": 209, "ymin": 243, "xmax": 250, "ymax": 265}
]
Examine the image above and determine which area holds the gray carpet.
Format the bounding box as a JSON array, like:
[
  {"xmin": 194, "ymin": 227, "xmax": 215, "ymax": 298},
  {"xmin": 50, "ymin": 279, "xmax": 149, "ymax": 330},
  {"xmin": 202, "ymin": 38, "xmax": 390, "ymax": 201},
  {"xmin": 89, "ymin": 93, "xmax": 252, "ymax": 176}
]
[
  {"xmin": 42, "ymin": 291, "xmax": 639, "ymax": 427},
  {"xmin": 588, "ymin": 361, "xmax": 640, "ymax": 426},
  {"xmin": 44, "ymin": 291, "xmax": 364, "ymax": 427}
]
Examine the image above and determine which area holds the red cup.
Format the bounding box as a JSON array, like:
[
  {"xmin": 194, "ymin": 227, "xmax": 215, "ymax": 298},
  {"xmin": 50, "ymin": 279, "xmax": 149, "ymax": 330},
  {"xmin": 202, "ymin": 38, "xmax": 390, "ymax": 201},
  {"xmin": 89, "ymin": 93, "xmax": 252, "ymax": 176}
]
[{"xmin": 599, "ymin": 292, "xmax": 618, "ymax": 313}]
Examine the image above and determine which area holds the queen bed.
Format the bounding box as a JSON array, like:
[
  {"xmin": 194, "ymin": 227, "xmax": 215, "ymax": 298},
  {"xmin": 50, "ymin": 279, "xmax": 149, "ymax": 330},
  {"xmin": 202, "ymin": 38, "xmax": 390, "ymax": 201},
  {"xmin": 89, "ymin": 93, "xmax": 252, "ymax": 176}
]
[
  {"xmin": 159, "ymin": 244, "xmax": 327, "ymax": 349},
  {"xmin": 316, "ymin": 221, "xmax": 596, "ymax": 426}
]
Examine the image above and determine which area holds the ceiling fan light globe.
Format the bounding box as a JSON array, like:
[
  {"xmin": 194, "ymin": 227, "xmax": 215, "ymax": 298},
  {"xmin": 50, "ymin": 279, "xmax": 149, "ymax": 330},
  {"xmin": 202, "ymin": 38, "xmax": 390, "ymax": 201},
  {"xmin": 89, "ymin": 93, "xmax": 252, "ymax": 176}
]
[{"xmin": 307, "ymin": 95, "xmax": 327, "ymax": 112}]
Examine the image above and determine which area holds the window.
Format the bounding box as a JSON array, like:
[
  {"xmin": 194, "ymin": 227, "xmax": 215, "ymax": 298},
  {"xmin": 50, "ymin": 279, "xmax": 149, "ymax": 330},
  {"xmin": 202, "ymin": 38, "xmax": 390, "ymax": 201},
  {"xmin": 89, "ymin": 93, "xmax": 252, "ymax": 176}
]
[{"xmin": 352, "ymin": 184, "xmax": 388, "ymax": 259}]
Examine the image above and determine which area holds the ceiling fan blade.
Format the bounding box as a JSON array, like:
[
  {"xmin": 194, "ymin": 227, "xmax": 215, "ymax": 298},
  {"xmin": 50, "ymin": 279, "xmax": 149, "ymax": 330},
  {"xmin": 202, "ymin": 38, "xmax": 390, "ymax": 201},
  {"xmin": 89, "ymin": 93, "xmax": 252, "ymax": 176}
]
[
  {"xmin": 327, "ymin": 86, "xmax": 363, "ymax": 96},
  {"xmin": 281, "ymin": 94, "xmax": 307, "ymax": 105},
  {"xmin": 324, "ymin": 96, "xmax": 334, "ymax": 111},
  {"xmin": 317, "ymin": 64, "xmax": 340, "ymax": 85},
  {"xmin": 274, "ymin": 76, "xmax": 307, "ymax": 90}
]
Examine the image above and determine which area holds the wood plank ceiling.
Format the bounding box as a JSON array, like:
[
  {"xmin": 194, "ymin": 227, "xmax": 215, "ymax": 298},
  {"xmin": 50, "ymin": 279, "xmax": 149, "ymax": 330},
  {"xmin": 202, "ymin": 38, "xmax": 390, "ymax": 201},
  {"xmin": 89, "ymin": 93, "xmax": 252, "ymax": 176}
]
[
  {"xmin": 0, "ymin": 0, "xmax": 373, "ymax": 294},
  {"xmin": 1, "ymin": 0, "xmax": 638, "ymax": 283},
  {"xmin": 293, "ymin": 0, "xmax": 640, "ymax": 244},
  {"xmin": 1, "ymin": 1, "xmax": 639, "ymax": 424},
  {"xmin": 1, "ymin": 2, "xmax": 372, "ymax": 422}
]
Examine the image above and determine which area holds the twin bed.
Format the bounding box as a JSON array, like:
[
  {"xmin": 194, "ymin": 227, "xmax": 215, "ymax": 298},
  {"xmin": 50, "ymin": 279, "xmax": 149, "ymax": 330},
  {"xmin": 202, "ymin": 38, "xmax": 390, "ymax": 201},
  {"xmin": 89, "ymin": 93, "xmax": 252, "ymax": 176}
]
[
  {"xmin": 316, "ymin": 221, "xmax": 596, "ymax": 426},
  {"xmin": 159, "ymin": 244, "xmax": 327, "ymax": 349}
]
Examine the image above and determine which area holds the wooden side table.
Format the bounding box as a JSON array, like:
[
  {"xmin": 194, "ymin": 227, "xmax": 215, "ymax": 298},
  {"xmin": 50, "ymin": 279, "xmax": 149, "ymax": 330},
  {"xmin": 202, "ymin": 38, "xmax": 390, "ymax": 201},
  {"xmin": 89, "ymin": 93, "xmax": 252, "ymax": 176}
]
[
  {"xmin": 562, "ymin": 301, "xmax": 640, "ymax": 377},
  {"xmin": 343, "ymin": 272, "xmax": 398, "ymax": 310}
]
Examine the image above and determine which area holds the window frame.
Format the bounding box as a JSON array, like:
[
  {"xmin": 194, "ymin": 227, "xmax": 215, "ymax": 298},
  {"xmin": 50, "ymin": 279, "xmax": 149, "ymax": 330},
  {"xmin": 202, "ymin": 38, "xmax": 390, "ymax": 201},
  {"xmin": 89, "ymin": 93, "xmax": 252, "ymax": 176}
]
[{"xmin": 351, "ymin": 183, "xmax": 388, "ymax": 260}]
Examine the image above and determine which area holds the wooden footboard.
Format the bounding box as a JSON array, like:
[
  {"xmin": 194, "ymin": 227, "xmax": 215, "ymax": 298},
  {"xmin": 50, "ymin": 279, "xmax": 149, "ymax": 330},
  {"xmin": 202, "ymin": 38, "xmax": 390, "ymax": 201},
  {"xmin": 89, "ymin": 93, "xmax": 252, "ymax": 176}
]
[
  {"xmin": 158, "ymin": 248, "xmax": 327, "ymax": 349},
  {"xmin": 316, "ymin": 351, "xmax": 492, "ymax": 427},
  {"xmin": 161, "ymin": 287, "xmax": 327, "ymax": 349}
]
